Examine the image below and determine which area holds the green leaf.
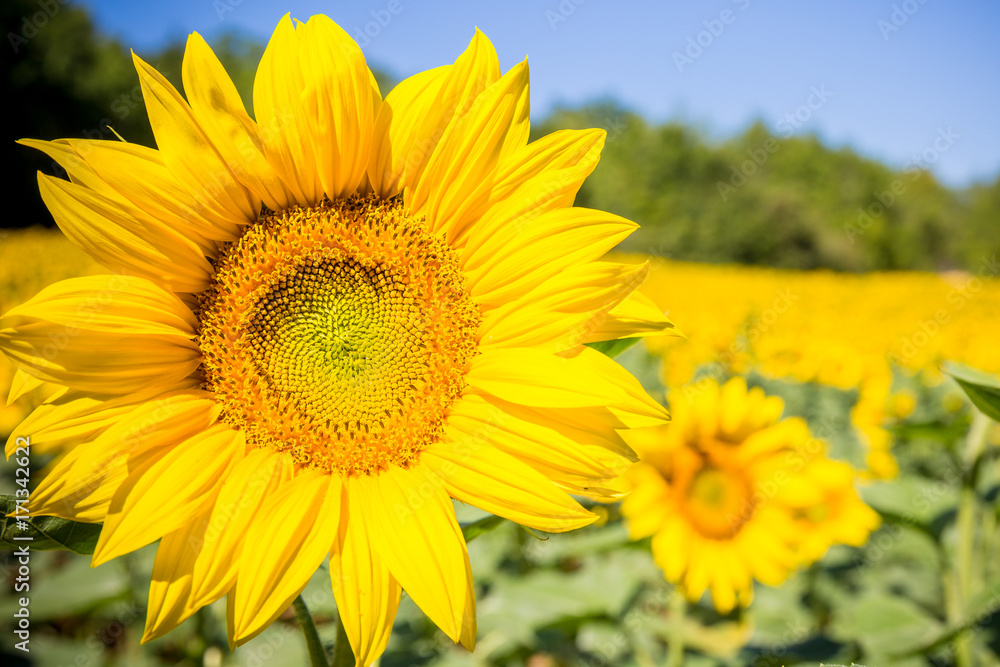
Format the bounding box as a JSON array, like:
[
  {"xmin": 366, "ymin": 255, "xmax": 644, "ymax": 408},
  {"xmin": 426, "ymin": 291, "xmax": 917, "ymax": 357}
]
[
  {"xmin": 943, "ymin": 361, "xmax": 1000, "ymax": 421},
  {"xmin": 460, "ymin": 514, "xmax": 504, "ymax": 543},
  {"xmin": 473, "ymin": 549, "xmax": 658, "ymax": 655},
  {"xmin": 831, "ymin": 593, "xmax": 944, "ymax": 658},
  {"xmin": 907, "ymin": 577, "xmax": 1000, "ymax": 656},
  {"xmin": 0, "ymin": 555, "xmax": 129, "ymax": 621},
  {"xmin": 861, "ymin": 477, "xmax": 958, "ymax": 531},
  {"xmin": 0, "ymin": 495, "xmax": 102, "ymax": 554},
  {"xmin": 585, "ymin": 337, "xmax": 641, "ymax": 358}
]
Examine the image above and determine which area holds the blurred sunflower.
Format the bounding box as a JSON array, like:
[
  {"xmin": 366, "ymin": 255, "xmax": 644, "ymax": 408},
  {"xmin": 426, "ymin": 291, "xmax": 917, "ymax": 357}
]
[
  {"xmin": 790, "ymin": 458, "xmax": 881, "ymax": 563},
  {"xmin": 0, "ymin": 14, "xmax": 679, "ymax": 665},
  {"xmin": 620, "ymin": 377, "xmax": 877, "ymax": 613}
]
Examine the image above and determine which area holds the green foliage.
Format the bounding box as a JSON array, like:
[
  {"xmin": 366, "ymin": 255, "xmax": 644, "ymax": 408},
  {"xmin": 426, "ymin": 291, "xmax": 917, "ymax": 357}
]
[
  {"xmin": 6, "ymin": 0, "xmax": 998, "ymax": 271},
  {"xmin": 585, "ymin": 337, "xmax": 641, "ymax": 358},
  {"xmin": 459, "ymin": 514, "xmax": 505, "ymax": 542},
  {"xmin": 2, "ymin": 2, "xmax": 393, "ymax": 232},
  {"xmin": 2, "ymin": 367, "xmax": 995, "ymax": 666},
  {"xmin": 0, "ymin": 494, "xmax": 101, "ymax": 554},
  {"xmin": 944, "ymin": 361, "xmax": 1000, "ymax": 422},
  {"xmin": 534, "ymin": 105, "xmax": 999, "ymax": 272}
]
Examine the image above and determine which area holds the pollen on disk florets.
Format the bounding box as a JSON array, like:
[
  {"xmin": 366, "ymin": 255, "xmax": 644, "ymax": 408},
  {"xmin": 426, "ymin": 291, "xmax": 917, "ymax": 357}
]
[{"xmin": 197, "ymin": 195, "xmax": 481, "ymax": 477}]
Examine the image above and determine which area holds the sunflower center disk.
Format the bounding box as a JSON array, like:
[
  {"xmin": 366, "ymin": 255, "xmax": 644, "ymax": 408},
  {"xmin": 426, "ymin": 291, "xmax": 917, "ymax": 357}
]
[
  {"xmin": 197, "ymin": 196, "xmax": 481, "ymax": 477},
  {"xmin": 682, "ymin": 466, "xmax": 753, "ymax": 539}
]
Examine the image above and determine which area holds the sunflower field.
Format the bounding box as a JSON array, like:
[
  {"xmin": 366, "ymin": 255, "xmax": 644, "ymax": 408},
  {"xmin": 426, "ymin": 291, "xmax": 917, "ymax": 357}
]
[
  {"xmin": 3, "ymin": 226, "xmax": 1000, "ymax": 666},
  {"xmin": 3, "ymin": 2, "xmax": 1000, "ymax": 666}
]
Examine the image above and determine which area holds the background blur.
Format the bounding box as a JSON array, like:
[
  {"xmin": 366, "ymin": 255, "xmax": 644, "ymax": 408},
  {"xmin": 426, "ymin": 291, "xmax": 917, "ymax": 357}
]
[
  {"xmin": 4, "ymin": 0, "xmax": 1000, "ymax": 270},
  {"xmin": 3, "ymin": 1, "xmax": 1000, "ymax": 666}
]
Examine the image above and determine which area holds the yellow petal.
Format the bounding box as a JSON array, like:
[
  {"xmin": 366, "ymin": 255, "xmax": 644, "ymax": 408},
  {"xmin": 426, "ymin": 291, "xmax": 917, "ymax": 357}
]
[
  {"xmin": 468, "ymin": 208, "xmax": 637, "ymax": 307},
  {"xmin": 297, "ymin": 15, "xmax": 376, "ymax": 199},
  {"xmin": 26, "ymin": 391, "xmax": 219, "ymax": 522},
  {"xmin": 5, "ymin": 368, "xmax": 45, "ymax": 406},
  {"xmin": 467, "ymin": 348, "xmax": 624, "ymax": 408},
  {"xmin": 718, "ymin": 376, "xmax": 747, "ymax": 420},
  {"xmin": 132, "ymin": 51, "xmax": 259, "ymax": 225},
  {"xmin": 651, "ymin": 516, "xmax": 692, "ymax": 582},
  {"xmin": 408, "ymin": 60, "xmax": 530, "ymax": 245},
  {"xmin": 34, "ymin": 173, "xmax": 214, "ymax": 293},
  {"xmin": 369, "ymin": 29, "xmax": 500, "ymax": 198},
  {"xmin": 189, "ymin": 448, "xmax": 286, "ymax": 608},
  {"xmin": 142, "ymin": 516, "xmax": 207, "ymax": 642},
  {"xmin": 368, "ymin": 66, "xmax": 448, "ymax": 198},
  {"xmin": 24, "ymin": 138, "xmax": 240, "ymax": 249},
  {"xmin": 355, "ymin": 464, "xmax": 474, "ymax": 643},
  {"xmin": 6, "ymin": 382, "xmax": 196, "ymax": 458},
  {"xmin": 252, "ymin": 15, "xmax": 316, "ymax": 205},
  {"xmin": 93, "ymin": 424, "xmax": 242, "ymax": 566},
  {"xmin": 460, "ymin": 550, "xmax": 476, "ymax": 652},
  {"xmin": 0, "ymin": 275, "xmax": 201, "ymax": 395},
  {"xmin": 2, "ymin": 274, "xmax": 198, "ymax": 334},
  {"xmin": 566, "ymin": 347, "xmax": 671, "ymax": 426},
  {"xmin": 182, "ymin": 32, "xmax": 290, "ymax": 211},
  {"xmin": 620, "ymin": 464, "xmax": 672, "ymax": 539},
  {"xmin": 468, "ymin": 347, "xmax": 668, "ymax": 425},
  {"xmin": 479, "ymin": 261, "xmax": 649, "ymax": 352},
  {"xmin": 252, "ymin": 15, "xmax": 376, "ymax": 205},
  {"xmin": 461, "ymin": 128, "xmax": 605, "ymax": 272},
  {"xmin": 446, "ymin": 394, "xmax": 630, "ymax": 482},
  {"xmin": 232, "ymin": 471, "xmax": 341, "ymax": 646},
  {"xmin": 330, "ymin": 485, "xmax": 402, "ymax": 667},
  {"xmin": 582, "ymin": 289, "xmax": 681, "ymax": 343},
  {"xmin": 553, "ymin": 480, "xmax": 627, "ymax": 502},
  {"xmin": 424, "ymin": 440, "xmax": 595, "ymax": 533}
]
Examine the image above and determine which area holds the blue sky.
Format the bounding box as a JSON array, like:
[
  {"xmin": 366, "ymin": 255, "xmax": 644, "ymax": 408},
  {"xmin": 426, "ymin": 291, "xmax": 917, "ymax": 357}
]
[{"xmin": 80, "ymin": 0, "xmax": 1000, "ymax": 187}]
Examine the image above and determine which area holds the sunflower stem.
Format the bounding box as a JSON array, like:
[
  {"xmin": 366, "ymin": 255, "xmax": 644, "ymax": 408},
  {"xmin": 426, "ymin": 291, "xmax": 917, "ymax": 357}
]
[
  {"xmin": 950, "ymin": 410, "xmax": 989, "ymax": 667},
  {"xmin": 666, "ymin": 589, "xmax": 686, "ymax": 667},
  {"xmin": 293, "ymin": 595, "xmax": 329, "ymax": 667},
  {"xmin": 331, "ymin": 611, "xmax": 355, "ymax": 667}
]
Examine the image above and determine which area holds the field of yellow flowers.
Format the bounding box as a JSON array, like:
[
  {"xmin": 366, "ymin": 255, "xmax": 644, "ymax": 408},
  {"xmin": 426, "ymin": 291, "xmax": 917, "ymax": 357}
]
[
  {"xmin": 2, "ymin": 228, "xmax": 999, "ymax": 666},
  {"xmin": 624, "ymin": 253, "xmax": 1000, "ymax": 480}
]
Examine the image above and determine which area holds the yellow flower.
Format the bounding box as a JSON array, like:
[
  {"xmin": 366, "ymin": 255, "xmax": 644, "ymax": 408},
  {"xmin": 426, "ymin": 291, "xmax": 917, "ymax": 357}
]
[
  {"xmin": 789, "ymin": 458, "xmax": 881, "ymax": 563},
  {"xmin": 620, "ymin": 378, "xmax": 877, "ymax": 613},
  {"xmin": 888, "ymin": 390, "xmax": 917, "ymax": 420},
  {"xmin": 0, "ymin": 229, "xmax": 101, "ymax": 439},
  {"xmin": 0, "ymin": 16, "xmax": 677, "ymax": 665},
  {"xmin": 625, "ymin": 256, "xmax": 1000, "ymax": 480}
]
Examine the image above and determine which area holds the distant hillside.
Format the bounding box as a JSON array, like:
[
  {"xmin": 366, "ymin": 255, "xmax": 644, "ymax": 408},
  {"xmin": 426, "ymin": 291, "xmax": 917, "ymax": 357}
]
[
  {"xmin": 534, "ymin": 105, "xmax": 999, "ymax": 272},
  {"xmin": 4, "ymin": 0, "xmax": 997, "ymax": 272}
]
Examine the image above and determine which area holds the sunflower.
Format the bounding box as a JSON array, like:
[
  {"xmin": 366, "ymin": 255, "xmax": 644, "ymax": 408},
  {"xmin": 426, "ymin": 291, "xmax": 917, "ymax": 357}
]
[
  {"xmin": 619, "ymin": 377, "xmax": 878, "ymax": 613},
  {"xmin": 0, "ymin": 15, "xmax": 679, "ymax": 665},
  {"xmin": 790, "ymin": 457, "xmax": 882, "ymax": 563}
]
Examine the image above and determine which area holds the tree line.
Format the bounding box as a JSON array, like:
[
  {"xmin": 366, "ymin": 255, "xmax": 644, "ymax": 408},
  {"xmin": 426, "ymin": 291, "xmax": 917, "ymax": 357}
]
[{"xmin": 4, "ymin": 0, "xmax": 996, "ymax": 272}]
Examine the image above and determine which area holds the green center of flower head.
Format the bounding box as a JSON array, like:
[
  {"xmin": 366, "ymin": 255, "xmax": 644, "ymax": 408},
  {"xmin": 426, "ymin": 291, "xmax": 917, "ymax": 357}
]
[
  {"xmin": 247, "ymin": 257, "xmax": 425, "ymax": 424},
  {"xmin": 197, "ymin": 195, "xmax": 481, "ymax": 477}
]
